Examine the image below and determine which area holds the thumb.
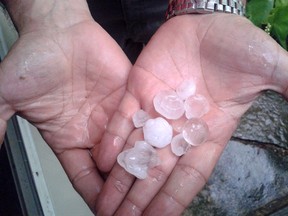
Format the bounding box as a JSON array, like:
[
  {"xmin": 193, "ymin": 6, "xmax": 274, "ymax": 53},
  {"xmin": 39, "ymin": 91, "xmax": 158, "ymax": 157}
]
[
  {"xmin": 0, "ymin": 90, "xmax": 16, "ymax": 147},
  {"xmin": 273, "ymin": 47, "xmax": 288, "ymax": 100},
  {"xmin": 0, "ymin": 118, "xmax": 7, "ymax": 147}
]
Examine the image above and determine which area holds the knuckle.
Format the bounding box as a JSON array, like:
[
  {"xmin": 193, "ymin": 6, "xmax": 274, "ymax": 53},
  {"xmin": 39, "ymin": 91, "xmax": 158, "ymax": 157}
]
[
  {"xmin": 149, "ymin": 165, "xmax": 170, "ymax": 183},
  {"xmin": 178, "ymin": 163, "xmax": 207, "ymax": 184}
]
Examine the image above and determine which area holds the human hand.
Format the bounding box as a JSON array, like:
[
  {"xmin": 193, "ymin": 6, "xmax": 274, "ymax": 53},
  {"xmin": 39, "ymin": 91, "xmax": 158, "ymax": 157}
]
[
  {"xmin": 0, "ymin": 0, "xmax": 131, "ymax": 212},
  {"xmin": 95, "ymin": 14, "xmax": 288, "ymax": 215}
]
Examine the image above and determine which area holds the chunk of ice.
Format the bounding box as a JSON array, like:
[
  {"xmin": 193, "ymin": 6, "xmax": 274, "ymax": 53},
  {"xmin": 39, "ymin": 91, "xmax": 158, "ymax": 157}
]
[
  {"xmin": 176, "ymin": 79, "xmax": 196, "ymax": 100},
  {"xmin": 182, "ymin": 118, "xmax": 209, "ymax": 146},
  {"xmin": 143, "ymin": 117, "xmax": 173, "ymax": 148},
  {"xmin": 171, "ymin": 134, "xmax": 191, "ymax": 156},
  {"xmin": 184, "ymin": 94, "xmax": 210, "ymax": 119},
  {"xmin": 153, "ymin": 90, "xmax": 184, "ymax": 120},
  {"xmin": 132, "ymin": 109, "xmax": 150, "ymax": 128},
  {"xmin": 117, "ymin": 141, "xmax": 160, "ymax": 179},
  {"xmin": 169, "ymin": 116, "xmax": 187, "ymax": 133}
]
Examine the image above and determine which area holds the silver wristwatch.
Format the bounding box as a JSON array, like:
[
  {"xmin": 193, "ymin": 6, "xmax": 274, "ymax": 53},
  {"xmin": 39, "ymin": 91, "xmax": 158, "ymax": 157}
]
[{"xmin": 166, "ymin": 0, "xmax": 245, "ymax": 20}]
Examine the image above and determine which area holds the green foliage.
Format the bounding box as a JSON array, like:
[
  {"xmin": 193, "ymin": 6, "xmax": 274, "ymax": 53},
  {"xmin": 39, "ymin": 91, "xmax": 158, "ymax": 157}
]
[
  {"xmin": 246, "ymin": 0, "xmax": 274, "ymax": 26},
  {"xmin": 275, "ymin": 0, "xmax": 288, "ymax": 7},
  {"xmin": 246, "ymin": 0, "xmax": 288, "ymax": 50}
]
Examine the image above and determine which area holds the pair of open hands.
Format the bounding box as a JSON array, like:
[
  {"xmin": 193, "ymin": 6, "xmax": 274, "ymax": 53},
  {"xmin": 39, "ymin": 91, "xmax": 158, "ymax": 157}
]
[{"xmin": 0, "ymin": 5, "xmax": 288, "ymax": 215}]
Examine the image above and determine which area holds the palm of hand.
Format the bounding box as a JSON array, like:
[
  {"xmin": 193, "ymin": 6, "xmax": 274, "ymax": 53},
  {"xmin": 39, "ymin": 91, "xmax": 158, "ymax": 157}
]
[
  {"xmin": 96, "ymin": 14, "xmax": 287, "ymax": 215},
  {"xmin": 0, "ymin": 20, "xmax": 131, "ymax": 210}
]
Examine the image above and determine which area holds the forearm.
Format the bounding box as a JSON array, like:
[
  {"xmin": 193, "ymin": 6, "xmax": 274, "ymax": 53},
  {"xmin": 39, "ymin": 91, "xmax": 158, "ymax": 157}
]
[{"xmin": 0, "ymin": 0, "xmax": 91, "ymax": 33}]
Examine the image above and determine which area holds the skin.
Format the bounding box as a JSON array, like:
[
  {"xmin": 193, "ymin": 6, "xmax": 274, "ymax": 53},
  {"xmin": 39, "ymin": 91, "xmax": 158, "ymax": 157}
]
[
  {"xmin": 95, "ymin": 14, "xmax": 288, "ymax": 215},
  {"xmin": 0, "ymin": 0, "xmax": 131, "ymax": 212},
  {"xmin": 0, "ymin": 0, "xmax": 287, "ymax": 215}
]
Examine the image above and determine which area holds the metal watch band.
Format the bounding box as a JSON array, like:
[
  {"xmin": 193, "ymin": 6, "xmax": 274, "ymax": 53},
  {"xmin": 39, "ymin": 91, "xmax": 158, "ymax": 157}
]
[{"xmin": 166, "ymin": 0, "xmax": 245, "ymax": 20}]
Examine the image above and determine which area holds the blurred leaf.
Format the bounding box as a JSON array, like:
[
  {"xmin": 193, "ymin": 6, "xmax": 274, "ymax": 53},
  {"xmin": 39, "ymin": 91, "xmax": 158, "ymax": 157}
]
[
  {"xmin": 268, "ymin": 5, "xmax": 288, "ymax": 50},
  {"xmin": 275, "ymin": 0, "xmax": 288, "ymax": 7},
  {"xmin": 246, "ymin": 0, "xmax": 274, "ymax": 26}
]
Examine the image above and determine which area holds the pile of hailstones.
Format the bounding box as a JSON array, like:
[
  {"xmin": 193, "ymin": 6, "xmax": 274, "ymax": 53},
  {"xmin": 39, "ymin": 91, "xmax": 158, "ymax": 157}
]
[{"xmin": 117, "ymin": 80, "xmax": 210, "ymax": 179}]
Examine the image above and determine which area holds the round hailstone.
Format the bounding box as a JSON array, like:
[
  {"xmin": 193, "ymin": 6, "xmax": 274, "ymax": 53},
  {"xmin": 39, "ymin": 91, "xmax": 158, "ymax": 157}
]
[
  {"xmin": 176, "ymin": 79, "xmax": 196, "ymax": 100},
  {"xmin": 117, "ymin": 141, "xmax": 160, "ymax": 179},
  {"xmin": 169, "ymin": 116, "xmax": 187, "ymax": 133},
  {"xmin": 182, "ymin": 118, "xmax": 209, "ymax": 146},
  {"xmin": 171, "ymin": 134, "xmax": 191, "ymax": 156},
  {"xmin": 184, "ymin": 94, "xmax": 210, "ymax": 119},
  {"xmin": 132, "ymin": 109, "xmax": 150, "ymax": 128},
  {"xmin": 153, "ymin": 90, "xmax": 185, "ymax": 120},
  {"xmin": 143, "ymin": 117, "xmax": 173, "ymax": 148}
]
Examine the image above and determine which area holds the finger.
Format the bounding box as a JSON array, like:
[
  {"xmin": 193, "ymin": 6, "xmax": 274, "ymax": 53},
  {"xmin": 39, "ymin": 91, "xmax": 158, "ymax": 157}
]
[
  {"xmin": 115, "ymin": 111, "xmax": 237, "ymax": 216},
  {"xmin": 56, "ymin": 149, "xmax": 104, "ymax": 213},
  {"xmin": 95, "ymin": 129, "xmax": 143, "ymax": 215},
  {"xmin": 94, "ymin": 92, "xmax": 139, "ymax": 172},
  {"xmin": 271, "ymin": 46, "xmax": 288, "ymax": 99},
  {"xmin": 0, "ymin": 95, "xmax": 14, "ymax": 147},
  {"xmin": 114, "ymin": 146, "xmax": 178, "ymax": 216},
  {"xmin": 96, "ymin": 117, "xmax": 177, "ymax": 215},
  {"xmin": 0, "ymin": 118, "xmax": 7, "ymax": 147},
  {"xmin": 143, "ymin": 116, "xmax": 237, "ymax": 215},
  {"xmin": 96, "ymin": 164, "xmax": 135, "ymax": 215},
  {"xmin": 143, "ymin": 141, "xmax": 222, "ymax": 215}
]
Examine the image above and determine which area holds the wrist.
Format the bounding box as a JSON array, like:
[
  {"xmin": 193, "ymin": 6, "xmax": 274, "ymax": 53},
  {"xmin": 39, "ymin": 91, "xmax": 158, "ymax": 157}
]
[
  {"xmin": 167, "ymin": 0, "xmax": 246, "ymax": 20},
  {"xmin": 168, "ymin": 0, "xmax": 246, "ymax": 4},
  {"xmin": 2, "ymin": 0, "xmax": 92, "ymax": 33}
]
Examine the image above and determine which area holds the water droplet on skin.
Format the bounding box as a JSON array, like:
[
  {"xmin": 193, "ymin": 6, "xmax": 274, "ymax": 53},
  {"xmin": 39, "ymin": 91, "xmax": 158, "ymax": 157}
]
[
  {"xmin": 176, "ymin": 79, "xmax": 196, "ymax": 100},
  {"xmin": 112, "ymin": 136, "xmax": 124, "ymax": 148},
  {"xmin": 182, "ymin": 118, "xmax": 209, "ymax": 146},
  {"xmin": 117, "ymin": 141, "xmax": 160, "ymax": 179},
  {"xmin": 132, "ymin": 109, "xmax": 150, "ymax": 128},
  {"xmin": 153, "ymin": 90, "xmax": 185, "ymax": 120},
  {"xmin": 114, "ymin": 180, "xmax": 126, "ymax": 193},
  {"xmin": 131, "ymin": 204, "xmax": 138, "ymax": 216},
  {"xmin": 248, "ymin": 40, "xmax": 276, "ymax": 71},
  {"xmin": 171, "ymin": 134, "xmax": 191, "ymax": 156},
  {"xmin": 143, "ymin": 117, "xmax": 173, "ymax": 148},
  {"xmin": 184, "ymin": 94, "xmax": 210, "ymax": 119}
]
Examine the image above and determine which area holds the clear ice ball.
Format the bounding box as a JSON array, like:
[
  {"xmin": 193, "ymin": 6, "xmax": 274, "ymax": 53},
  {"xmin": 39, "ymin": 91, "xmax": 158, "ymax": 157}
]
[
  {"xmin": 184, "ymin": 94, "xmax": 210, "ymax": 119},
  {"xmin": 117, "ymin": 141, "xmax": 160, "ymax": 179},
  {"xmin": 176, "ymin": 79, "xmax": 196, "ymax": 100},
  {"xmin": 182, "ymin": 118, "xmax": 209, "ymax": 146},
  {"xmin": 169, "ymin": 116, "xmax": 187, "ymax": 133},
  {"xmin": 171, "ymin": 134, "xmax": 191, "ymax": 156},
  {"xmin": 132, "ymin": 109, "xmax": 150, "ymax": 128},
  {"xmin": 143, "ymin": 117, "xmax": 173, "ymax": 148},
  {"xmin": 153, "ymin": 90, "xmax": 185, "ymax": 120}
]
